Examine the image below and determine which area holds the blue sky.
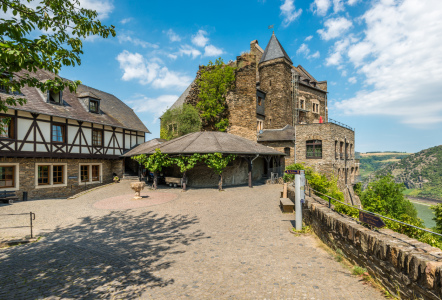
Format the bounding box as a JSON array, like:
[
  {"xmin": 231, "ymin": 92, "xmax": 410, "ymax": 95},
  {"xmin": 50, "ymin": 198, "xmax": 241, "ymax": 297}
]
[{"xmin": 56, "ymin": 0, "xmax": 442, "ymax": 153}]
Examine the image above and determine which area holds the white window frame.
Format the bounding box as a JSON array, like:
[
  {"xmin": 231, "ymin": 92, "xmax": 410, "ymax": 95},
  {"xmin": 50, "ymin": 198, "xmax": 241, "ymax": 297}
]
[
  {"xmin": 34, "ymin": 163, "xmax": 67, "ymax": 189},
  {"xmin": 0, "ymin": 163, "xmax": 19, "ymax": 191},
  {"xmin": 78, "ymin": 163, "xmax": 102, "ymax": 185}
]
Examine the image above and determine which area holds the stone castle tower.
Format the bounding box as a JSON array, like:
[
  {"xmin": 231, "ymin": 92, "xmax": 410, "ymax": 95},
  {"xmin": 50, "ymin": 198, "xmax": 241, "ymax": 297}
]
[{"xmin": 162, "ymin": 33, "xmax": 360, "ymax": 205}]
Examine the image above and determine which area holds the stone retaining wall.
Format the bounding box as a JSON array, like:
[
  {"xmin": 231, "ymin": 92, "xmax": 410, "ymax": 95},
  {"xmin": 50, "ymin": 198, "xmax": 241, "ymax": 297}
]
[{"xmin": 287, "ymin": 186, "xmax": 442, "ymax": 300}]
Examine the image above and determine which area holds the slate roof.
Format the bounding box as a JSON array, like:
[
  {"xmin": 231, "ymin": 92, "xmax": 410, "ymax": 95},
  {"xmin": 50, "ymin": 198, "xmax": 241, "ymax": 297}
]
[
  {"xmin": 123, "ymin": 138, "xmax": 167, "ymax": 157},
  {"xmin": 259, "ymin": 33, "xmax": 293, "ymax": 65},
  {"xmin": 5, "ymin": 69, "xmax": 150, "ymax": 133},
  {"xmin": 257, "ymin": 125, "xmax": 296, "ymax": 142},
  {"xmin": 122, "ymin": 131, "xmax": 285, "ymax": 156}
]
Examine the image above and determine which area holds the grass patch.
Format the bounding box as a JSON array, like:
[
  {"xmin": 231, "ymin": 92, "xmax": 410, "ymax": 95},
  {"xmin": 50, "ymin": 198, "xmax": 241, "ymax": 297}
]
[
  {"xmin": 352, "ymin": 266, "xmax": 367, "ymax": 276},
  {"xmin": 291, "ymin": 225, "xmax": 312, "ymax": 235}
]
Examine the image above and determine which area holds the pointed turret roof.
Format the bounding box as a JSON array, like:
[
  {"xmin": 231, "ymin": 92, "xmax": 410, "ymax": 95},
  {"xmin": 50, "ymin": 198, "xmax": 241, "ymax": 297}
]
[{"xmin": 259, "ymin": 33, "xmax": 293, "ymax": 65}]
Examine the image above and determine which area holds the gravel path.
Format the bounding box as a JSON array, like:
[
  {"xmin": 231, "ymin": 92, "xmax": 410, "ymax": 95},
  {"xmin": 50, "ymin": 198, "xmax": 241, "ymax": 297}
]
[{"xmin": 0, "ymin": 181, "xmax": 385, "ymax": 299}]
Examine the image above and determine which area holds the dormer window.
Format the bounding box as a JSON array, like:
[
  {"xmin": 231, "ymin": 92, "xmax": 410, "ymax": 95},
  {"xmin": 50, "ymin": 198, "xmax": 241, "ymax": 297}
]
[
  {"xmin": 89, "ymin": 99, "xmax": 100, "ymax": 113},
  {"xmin": 47, "ymin": 90, "xmax": 62, "ymax": 104}
]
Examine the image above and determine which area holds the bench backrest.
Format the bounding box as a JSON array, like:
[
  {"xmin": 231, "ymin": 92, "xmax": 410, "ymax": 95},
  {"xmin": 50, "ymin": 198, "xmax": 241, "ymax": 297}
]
[{"xmin": 0, "ymin": 191, "xmax": 16, "ymax": 198}]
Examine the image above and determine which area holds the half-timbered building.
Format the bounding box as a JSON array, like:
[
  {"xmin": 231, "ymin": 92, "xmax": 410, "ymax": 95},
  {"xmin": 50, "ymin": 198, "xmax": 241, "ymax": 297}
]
[{"xmin": 0, "ymin": 69, "xmax": 149, "ymax": 200}]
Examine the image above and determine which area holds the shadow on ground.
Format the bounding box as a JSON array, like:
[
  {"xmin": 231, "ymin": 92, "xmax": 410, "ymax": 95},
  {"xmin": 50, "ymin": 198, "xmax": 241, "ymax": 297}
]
[{"xmin": 0, "ymin": 211, "xmax": 207, "ymax": 299}]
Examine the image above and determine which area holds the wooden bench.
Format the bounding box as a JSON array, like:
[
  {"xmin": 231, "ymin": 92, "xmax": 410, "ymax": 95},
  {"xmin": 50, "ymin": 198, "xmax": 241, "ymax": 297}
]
[
  {"xmin": 0, "ymin": 191, "xmax": 19, "ymax": 204},
  {"xmin": 280, "ymin": 197, "xmax": 294, "ymax": 213}
]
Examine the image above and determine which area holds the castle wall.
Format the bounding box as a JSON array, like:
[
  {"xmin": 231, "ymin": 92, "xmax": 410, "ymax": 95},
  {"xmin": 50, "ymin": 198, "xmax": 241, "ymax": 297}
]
[
  {"xmin": 297, "ymin": 84, "xmax": 327, "ymax": 124},
  {"xmin": 259, "ymin": 58, "xmax": 293, "ymax": 129},
  {"xmin": 226, "ymin": 54, "xmax": 258, "ymax": 141}
]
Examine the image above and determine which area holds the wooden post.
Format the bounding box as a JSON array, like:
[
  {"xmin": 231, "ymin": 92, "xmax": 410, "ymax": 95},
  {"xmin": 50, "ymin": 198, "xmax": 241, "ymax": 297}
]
[
  {"xmin": 264, "ymin": 156, "xmax": 271, "ymax": 179},
  {"xmin": 248, "ymin": 159, "xmax": 252, "ymax": 188},
  {"xmin": 283, "ymin": 183, "xmax": 288, "ymax": 198}
]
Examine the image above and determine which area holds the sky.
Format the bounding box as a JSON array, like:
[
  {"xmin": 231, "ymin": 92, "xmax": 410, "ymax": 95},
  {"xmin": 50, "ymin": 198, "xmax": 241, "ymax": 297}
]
[{"xmin": 47, "ymin": 0, "xmax": 442, "ymax": 153}]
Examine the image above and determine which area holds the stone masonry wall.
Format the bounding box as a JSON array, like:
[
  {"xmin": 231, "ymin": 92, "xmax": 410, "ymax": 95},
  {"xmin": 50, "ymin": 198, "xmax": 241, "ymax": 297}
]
[
  {"xmin": 297, "ymin": 84, "xmax": 327, "ymax": 124},
  {"xmin": 0, "ymin": 157, "xmax": 122, "ymax": 200},
  {"xmin": 259, "ymin": 58, "xmax": 293, "ymax": 129},
  {"xmin": 162, "ymin": 157, "xmax": 265, "ymax": 187},
  {"xmin": 288, "ymin": 186, "xmax": 442, "ymax": 300},
  {"xmin": 226, "ymin": 54, "xmax": 258, "ymax": 141}
]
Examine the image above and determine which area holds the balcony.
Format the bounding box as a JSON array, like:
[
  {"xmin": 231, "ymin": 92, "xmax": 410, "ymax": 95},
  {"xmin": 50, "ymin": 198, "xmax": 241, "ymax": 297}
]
[{"xmin": 340, "ymin": 153, "xmax": 344, "ymax": 160}]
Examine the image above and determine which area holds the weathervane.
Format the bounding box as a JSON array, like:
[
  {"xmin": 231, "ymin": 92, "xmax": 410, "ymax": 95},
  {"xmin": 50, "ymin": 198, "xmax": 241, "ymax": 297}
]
[{"xmin": 268, "ymin": 24, "xmax": 274, "ymax": 33}]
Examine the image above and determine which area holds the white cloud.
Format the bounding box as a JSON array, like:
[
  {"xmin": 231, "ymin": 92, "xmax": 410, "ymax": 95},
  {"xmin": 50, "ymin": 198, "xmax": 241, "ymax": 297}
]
[
  {"xmin": 120, "ymin": 18, "xmax": 133, "ymax": 24},
  {"xmin": 312, "ymin": 0, "xmax": 331, "ymax": 16},
  {"xmin": 317, "ymin": 17, "xmax": 352, "ymax": 40},
  {"xmin": 348, "ymin": 0, "xmax": 359, "ymax": 5},
  {"xmin": 192, "ymin": 30, "xmax": 209, "ymax": 47},
  {"xmin": 305, "ymin": 35, "xmax": 313, "ymax": 41},
  {"xmin": 204, "ymin": 45, "xmax": 224, "ymax": 57},
  {"xmin": 325, "ymin": 38, "xmax": 350, "ymax": 66},
  {"xmin": 179, "ymin": 45, "xmax": 202, "ymax": 59},
  {"xmin": 341, "ymin": 70, "xmax": 347, "ymax": 77},
  {"xmin": 116, "ymin": 50, "xmax": 191, "ymax": 89},
  {"xmin": 78, "ymin": 0, "xmax": 114, "ymax": 19},
  {"xmin": 280, "ymin": 0, "xmax": 302, "ymax": 27},
  {"xmin": 165, "ymin": 29, "xmax": 181, "ymax": 42},
  {"xmin": 118, "ymin": 34, "xmax": 159, "ymax": 49},
  {"xmin": 348, "ymin": 76, "xmax": 356, "ymax": 83},
  {"xmin": 168, "ymin": 54, "xmax": 178, "ymax": 60},
  {"xmin": 334, "ymin": 0, "xmax": 442, "ymax": 125},
  {"xmin": 296, "ymin": 43, "xmax": 310, "ymax": 56},
  {"xmin": 125, "ymin": 94, "xmax": 179, "ymax": 122},
  {"xmin": 332, "ymin": 0, "xmax": 345, "ymax": 13},
  {"xmin": 309, "ymin": 51, "xmax": 320, "ymax": 59},
  {"xmin": 296, "ymin": 44, "xmax": 320, "ymax": 59}
]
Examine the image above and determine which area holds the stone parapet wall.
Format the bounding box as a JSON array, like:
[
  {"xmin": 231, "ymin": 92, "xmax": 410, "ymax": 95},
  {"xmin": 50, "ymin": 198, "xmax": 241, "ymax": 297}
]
[{"xmin": 288, "ymin": 186, "xmax": 442, "ymax": 300}]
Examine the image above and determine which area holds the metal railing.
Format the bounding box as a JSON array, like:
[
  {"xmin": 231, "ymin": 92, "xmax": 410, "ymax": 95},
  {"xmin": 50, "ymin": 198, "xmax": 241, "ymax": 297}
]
[
  {"xmin": 306, "ymin": 186, "xmax": 442, "ymax": 238},
  {"xmin": 0, "ymin": 212, "xmax": 36, "ymax": 238},
  {"xmin": 328, "ymin": 118, "xmax": 354, "ymax": 131}
]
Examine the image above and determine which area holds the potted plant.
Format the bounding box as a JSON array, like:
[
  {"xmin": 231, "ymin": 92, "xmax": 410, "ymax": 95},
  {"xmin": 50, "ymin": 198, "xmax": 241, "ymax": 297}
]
[{"xmin": 113, "ymin": 176, "xmax": 120, "ymax": 183}]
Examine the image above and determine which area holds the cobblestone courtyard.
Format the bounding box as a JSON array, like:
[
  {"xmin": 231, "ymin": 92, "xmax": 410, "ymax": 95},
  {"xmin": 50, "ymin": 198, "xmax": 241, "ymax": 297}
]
[{"xmin": 0, "ymin": 182, "xmax": 385, "ymax": 299}]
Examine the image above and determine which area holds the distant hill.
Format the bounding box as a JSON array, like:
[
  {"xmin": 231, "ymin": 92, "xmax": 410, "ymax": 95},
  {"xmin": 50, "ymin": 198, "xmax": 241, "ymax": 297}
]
[
  {"xmin": 365, "ymin": 146, "xmax": 442, "ymax": 200},
  {"xmin": 358, "ymin": 152, "xmax": 411, "ymax": 179}
]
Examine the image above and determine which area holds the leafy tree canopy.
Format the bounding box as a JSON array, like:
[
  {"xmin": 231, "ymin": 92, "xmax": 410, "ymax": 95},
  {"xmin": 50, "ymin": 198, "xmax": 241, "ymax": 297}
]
[
  {"xmin": 161, "ymin": 104, "xmax": 201, "ymax": 140},
  {"xmin": 173, "ymin": 154, "xmax": 203, "ymax": 174},
  {"xmin": 203, "ymin": 153, "xmax": 236, "ymax": 175},
  {"xmin": 0, "ymin": 0, "xmax": 116, "ymax": 129},
  {"xmin": 132, "ymin": 149, "xmax": 172, "ymax": 173},
  {"xmin": 197, "ymin": 57, "xmax": 235, "ymax": 132}
]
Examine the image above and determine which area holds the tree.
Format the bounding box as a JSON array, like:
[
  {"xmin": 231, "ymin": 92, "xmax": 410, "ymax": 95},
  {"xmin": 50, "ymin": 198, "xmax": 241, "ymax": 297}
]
[
  {"xmin": 360, "ymin": 175, "xmax": 418, "ymax": 220},
  {"xmin": 173, "ymin": 154, "xmax": 203, "ymax": 191},
  {"xmin": 197, "ymin": 58, "xmax": 235, "ymax": 131},
  {"xmin": 0, "ymin": 0, "xmax": 116, "ymax": 132},
  {"xmin": 132, "ymin": 149, "xmax": 172, "ymax": 190},
  {"xmin": 160, "ymin": 104, "xmax": 201, "ymax": 140},
  {"xmin": 203, "ymin": 153, "xmax": 236, "ymax": 191}
]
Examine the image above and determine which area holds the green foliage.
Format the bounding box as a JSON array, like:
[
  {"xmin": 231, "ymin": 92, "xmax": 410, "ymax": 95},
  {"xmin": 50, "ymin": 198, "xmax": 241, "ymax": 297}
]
[
  {"xmin": 203, "ymin": 153, "xmax": 236, "ymax": 175},
  {"xmin": 361, "ymin": 175, "xmax": 418, "ymax": 220},
  {"xmin": 0, "ymin": 0, "xmax": 116, "ymax": 132},
  {"xmin": 132, "ymin": 149, "xmax": 172, "ymax": 173},
  {"xmin": 161, "ymin": 104, "xmax": 201, "ymax": 140},
  {"xmin": 354, "ymin": 182, "xmax": 362, "ymax": 196},
  {"xmin": 283, "ymin": 163, "xmax": 313, "ymax": 182},
  {"xmin": 352, "ymin": 266, "xmax": 367, "ymax": 276},
  {"xmin": 197, "ymin": 58, "xmax": 236, "ymax": 131},
  {"xmin": 431, "ymin": 203, "xmax": 442, "ymax": 234},
  {"xmin": 173, "ymin": 154, "xmax": 203, "ymax": 174}
]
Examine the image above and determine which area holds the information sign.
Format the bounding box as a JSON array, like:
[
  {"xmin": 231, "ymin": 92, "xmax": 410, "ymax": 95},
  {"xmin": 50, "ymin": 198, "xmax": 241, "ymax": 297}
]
[
  {"xmin": 284, "ymin": 170, "xmax": 300, "ymax": 174},
  {"xmin": 359, "ymin": 211, "xmax": 386, "ymax": 228}
]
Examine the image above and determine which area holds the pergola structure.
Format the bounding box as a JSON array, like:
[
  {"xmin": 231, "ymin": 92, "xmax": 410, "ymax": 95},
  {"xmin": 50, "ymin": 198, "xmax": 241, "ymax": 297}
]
[{"xmin": 123, "ymin": 131, "xmax": 285, "ymax": 187}]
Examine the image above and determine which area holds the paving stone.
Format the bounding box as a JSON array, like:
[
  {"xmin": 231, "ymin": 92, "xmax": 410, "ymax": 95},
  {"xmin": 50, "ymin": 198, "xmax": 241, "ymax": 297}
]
[{"xmin": 0, "ymin": 182, "xmax": 385, "ymax": 299}]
